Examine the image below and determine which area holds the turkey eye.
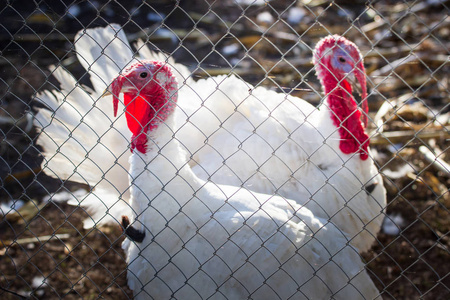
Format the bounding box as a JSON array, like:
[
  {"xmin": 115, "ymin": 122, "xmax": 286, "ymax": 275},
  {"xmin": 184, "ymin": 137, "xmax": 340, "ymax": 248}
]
[
  {"xmin": 339, "ymin": 57, "xmax": 346, "ymax": 63},
  {"xmin": 140, "ymin": 72, "xmax": 148, "ymax": 78}
]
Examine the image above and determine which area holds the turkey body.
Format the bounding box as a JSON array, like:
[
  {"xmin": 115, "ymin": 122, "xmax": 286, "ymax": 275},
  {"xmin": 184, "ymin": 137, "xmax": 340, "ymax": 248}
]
[
  {"xmin": 175, "ymin": 74, "xmax": 386, "ymax": 253},
  {"xmin": 111, "ymin": 61, "xmax": 380, "ymax": 299},
  {"xmin": 125, "ymin": 142, "xmax": 381, "ymax": 299},
  {"xmin": 33, "ymin": 24, "xmax": 382, "ymax": 299},
  {"xmin": 34, "ymin": 24, "xmax": 385, "ymax": 254}
]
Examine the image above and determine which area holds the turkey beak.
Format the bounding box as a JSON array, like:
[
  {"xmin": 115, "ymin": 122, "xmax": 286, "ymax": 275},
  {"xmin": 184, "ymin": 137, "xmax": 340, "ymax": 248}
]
[
  {"xmin": 103, "ymin": 75, "xmax": 125, "ymax": 117},
  {"xmin": 345, "ymin": 72, "xmax": 356, "ymax": 84},
  {"xmin": 102, "ymin": 89, "xmax": 112, "ymax": 97}
]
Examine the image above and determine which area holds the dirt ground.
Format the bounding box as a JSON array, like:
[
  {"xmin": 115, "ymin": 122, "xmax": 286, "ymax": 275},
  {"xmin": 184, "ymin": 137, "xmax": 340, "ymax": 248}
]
[{"xmin": 1, "ymin": 0, "xmax": 449, "ymax": 299}]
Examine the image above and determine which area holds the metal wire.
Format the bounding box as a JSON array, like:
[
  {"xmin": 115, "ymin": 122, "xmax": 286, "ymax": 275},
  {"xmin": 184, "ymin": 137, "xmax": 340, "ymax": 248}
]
[{"xmin": 0, "ymin": 0, "xmax": 449, "ymax": 299}]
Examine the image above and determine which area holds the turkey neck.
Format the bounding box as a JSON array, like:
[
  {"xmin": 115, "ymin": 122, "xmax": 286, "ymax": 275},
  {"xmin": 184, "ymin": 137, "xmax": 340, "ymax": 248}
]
[
  {"xmin": 128, "ymin": 113, "xmax": 203, "ymax": 213},
  {"xmin": 320, "ymin": 72, "xmax": 369, "ymax": 160}
]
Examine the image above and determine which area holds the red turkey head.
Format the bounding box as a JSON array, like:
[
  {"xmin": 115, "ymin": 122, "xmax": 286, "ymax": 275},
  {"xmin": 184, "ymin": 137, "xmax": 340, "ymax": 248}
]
[
  {"xmin": 313, "ymin": 35, "xmax": 368, "ymax": 127},
  {"xmin": 107, "ymin": 60, "xmax": 178, "ymax": 153}
]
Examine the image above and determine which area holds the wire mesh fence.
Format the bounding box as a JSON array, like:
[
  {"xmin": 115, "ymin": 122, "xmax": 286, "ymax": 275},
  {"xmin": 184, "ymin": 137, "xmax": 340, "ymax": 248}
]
[{"xmin": 0, "ymin": 0, "xmax": 449, "ymax": 299}]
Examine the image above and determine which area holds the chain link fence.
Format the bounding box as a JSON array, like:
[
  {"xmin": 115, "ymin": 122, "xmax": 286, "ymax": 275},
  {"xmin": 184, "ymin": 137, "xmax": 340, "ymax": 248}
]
[{"xmin": 1, "ymin": 0, "xmax": 449, "ymax": 299}]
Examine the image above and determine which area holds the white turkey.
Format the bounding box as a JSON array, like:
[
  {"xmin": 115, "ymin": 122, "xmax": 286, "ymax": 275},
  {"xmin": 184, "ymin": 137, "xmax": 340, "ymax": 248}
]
[
  {"xmin": 34, "ymin": 25, "xmax": 386, "ymax": 253},
  {"xmin": 34, "ymin": 25, "xmax": 192, "ymax": 227},
  {"xmin": 106, "ymin": 59, "xmax": 380, "ymax": 299},
  {"xmin": 174, "ymin": 36, "xmax": 387, "ymax": 253}
]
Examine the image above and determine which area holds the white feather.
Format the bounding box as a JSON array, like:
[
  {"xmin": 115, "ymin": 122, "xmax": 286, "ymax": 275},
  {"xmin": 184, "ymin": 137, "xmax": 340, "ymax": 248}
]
[
  {"xmin": 35, "ymin": 25, "xmax": 386, "ymax": 252},
  {"xmin": 123, "ymin": 112, "xmax": 380, "ymax": 299},
  {"xmin": 34, "ymin": 25, "xmax": 194, "ymax": 228},
  {"xmin": 33, "ymin": 24, "xmax": 382, "ymax": 298},
  {"xmin": 175, "ymin": 74, "xmax": 386, "ymax": 253},
  {"xmin": 34, "ymin": 25, "xmax": 135, "ymax": 227}
]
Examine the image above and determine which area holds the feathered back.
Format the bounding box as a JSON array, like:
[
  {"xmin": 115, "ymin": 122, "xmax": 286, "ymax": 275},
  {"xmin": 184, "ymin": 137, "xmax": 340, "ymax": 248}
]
[
  {"xmin": 35, "ymin": 25, "xmax": 135, "ymax": 227},
  {"xmin": 75, "ymin": 24, "xmax": 135, "ymax": 93}
]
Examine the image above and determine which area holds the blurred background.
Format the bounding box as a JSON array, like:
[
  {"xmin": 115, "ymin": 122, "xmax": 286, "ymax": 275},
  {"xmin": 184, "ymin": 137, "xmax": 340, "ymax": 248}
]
[{"xmin": 0, "ymin": 0, "xmax": 449, "ymax": 299}]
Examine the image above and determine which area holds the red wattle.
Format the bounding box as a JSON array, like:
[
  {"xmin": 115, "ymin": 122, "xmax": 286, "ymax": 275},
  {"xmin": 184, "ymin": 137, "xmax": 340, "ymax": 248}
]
[
  {"xmin": 328, "ymin": 90, "xmax": 369, "ymax": 160},
  {"xmin": 327, "ymin": 79, "xmax": 369, "ymax": 160},
  {"xmin": 124, "ymin": 93, "xmax": 152, "ymax": 153}
]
